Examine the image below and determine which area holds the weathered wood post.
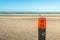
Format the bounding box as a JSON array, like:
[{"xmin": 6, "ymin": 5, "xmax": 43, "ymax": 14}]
[{"xmin": 38, "ymin": 17, "xmax": 46, "ymax": 40}]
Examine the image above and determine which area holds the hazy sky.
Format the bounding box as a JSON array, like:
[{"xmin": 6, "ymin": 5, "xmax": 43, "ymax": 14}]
[{"xmin": 0, "ymin": 0, "xmax": 60, "ymax": 12}]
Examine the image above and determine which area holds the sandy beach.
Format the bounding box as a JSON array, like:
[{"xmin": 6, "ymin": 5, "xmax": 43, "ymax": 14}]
[{"xmin": 0, "ymin": 14, "xmax": 60, "ymax": 40}]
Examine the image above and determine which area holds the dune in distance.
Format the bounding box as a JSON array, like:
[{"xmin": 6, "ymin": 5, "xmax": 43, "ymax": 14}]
[{"xmin": 0, "ymin": 13, "xmax": 60, "ymax": 40}]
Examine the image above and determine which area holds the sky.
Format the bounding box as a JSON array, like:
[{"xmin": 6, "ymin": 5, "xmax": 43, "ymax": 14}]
[{"xmin": 0, "ymin": 0, "xmax": 60, "ymax": 12}]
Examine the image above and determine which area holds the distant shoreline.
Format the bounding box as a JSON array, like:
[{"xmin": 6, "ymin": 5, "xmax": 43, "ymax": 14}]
[
  {"xmin": 0, "ymin": 14, "xmax": 60, "ymax": 20},
  {"xmin": 0, "ymin": 12, "xmax": 60, "ymax": 14}
]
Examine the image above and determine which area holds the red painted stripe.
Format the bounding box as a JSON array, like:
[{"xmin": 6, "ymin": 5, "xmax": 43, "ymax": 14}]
[{"xmin": 38, "ymin": 17, "xmax": 46, "ymax": 28}]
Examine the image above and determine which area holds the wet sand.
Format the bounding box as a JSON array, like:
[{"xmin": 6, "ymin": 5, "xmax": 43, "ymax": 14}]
[{"xmin": 0, "ymin": 14, "xmax": 60, "ymax": 40}]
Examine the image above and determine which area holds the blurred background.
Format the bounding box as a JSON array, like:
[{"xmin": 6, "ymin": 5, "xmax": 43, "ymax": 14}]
[{"xmin": 0, "ymin": 0, "xmax": 60, "ymax": 12}]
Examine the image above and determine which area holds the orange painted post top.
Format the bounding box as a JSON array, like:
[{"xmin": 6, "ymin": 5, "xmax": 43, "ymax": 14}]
[{"xmin": 38, "ymin": 17, "xmax": 46, "ymax": 29}]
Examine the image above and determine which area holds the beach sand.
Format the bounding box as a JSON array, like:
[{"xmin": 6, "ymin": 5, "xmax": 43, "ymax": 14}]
[{"xmin": 0, "ymin": 14, "xmax": 60, "ymax": 40}]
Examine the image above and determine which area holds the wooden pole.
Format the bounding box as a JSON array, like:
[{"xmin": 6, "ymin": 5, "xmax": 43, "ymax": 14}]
[{"xmin": 38, "ymin": 17, "xmax": 46, "ymax": 40}]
